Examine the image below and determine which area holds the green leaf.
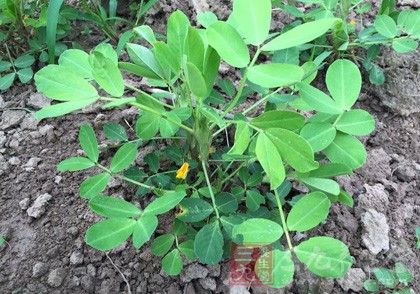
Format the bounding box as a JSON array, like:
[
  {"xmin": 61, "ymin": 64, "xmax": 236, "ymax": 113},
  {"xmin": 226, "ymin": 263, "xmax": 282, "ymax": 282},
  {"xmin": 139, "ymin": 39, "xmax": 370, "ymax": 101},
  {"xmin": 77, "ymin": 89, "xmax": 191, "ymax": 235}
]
[
  {"xmin": 0, "ymin": 60, "xmax": 12, "ymax": 71},
  {"xmin": 172, "ymin": 219, "xmax": 187, "ymax": 236},
  {"xmin": 300, "ymin": 177, "xmax": 340, "ymax": 195},
  {"xmin": 153, "ymin": 41, "xmax": 180, "ymax": 75},
  {"xmin": 162, "ymin": 249, "xmax": 183, "ymax": 275},
  {"xmin": 35, "ymin": 65, "xmax": 98, "ymax": 101},
  {"xmin": 80, "ymin": 173, "xmax": 110, "ymax": 199},
  {"xmin": 90, "ymin": 51, "xmax": 124, "ymax": 97},
  {"xmin": 178, "ymin": 240, "xmax": 196, "ymax": 260},
  {"xmin": 309, "ymin": 163, "xmax": 352, "ymax": 178},
  {"xmin": 92, "ymin": 43, "xmax": 118, "ymax": 65},
  {"xmin": 255, "ymin": 250, "xmax": 294, "ymax": 288},
  {"xmin": 392, "ymin": 38, "xmax": 418, "ymax": 54},
  {"xmin": 232, "ymin": 0, "xmax": 271, "ymax": 45},
  {"xmin": 338, "ymin": 189, "xmax": 353, "ymax": 207},
  {"xmin": 220, "ymin": 215, "xmax": 245, "ymax": 239},
  {"xmin": 126, "ymin": 43, "xmax": 164, "ymax": 78},
  {"xmin": 143, "ymin": 191, "xmax": 186, "ymax": 216},
  {"xmin": 300, "ymin": 123, "xmax": 336, "ymax": 152},
  {"xmin": 159, "ymin": 112, "xmax": 181, "ymax": 137},
  {"xmin": 133, "ymin": 25, "xmax": 157, "ymax": 44},
  {"xmin": 46, "ymin": 0, "xmax": 63, "ymax": 63},
  {"xmin": 251, "ymin": 110, "xmax": 305, "ymax": 131},
  {"xmin": 144, "ymin": 152, "xmax": 160, "ymax": 173},
  {"xmin": 103, "ymin": 122, "xmax": 127, "ymax": 141},
  {"xmin": 374, "ymin": 268, "xmax": 397, "ymax": 288},
  {"xmin": 246, "ymin": 190, "xmax": 266, "ymax": 212},
  {"xmin": 405, "ymin": 10, "xmax": 420, "ymax": 35},
  {"xmin": 294, "ymin": 236, "xmax": 352, "ymax": 278},
  {"xmin": 326, "ymin": 59, "xmax": 361, "ymax": 109},
  {"xmin": 103, "ymin": 98, "xmax": 136, "ymax": 109},
  {"xmin": 34, "ymin": 99, "xmax": 97, "ymax": 120},
  {"xmin": 247, "ymin": 63, "xmax": 304, "ymax": 88},
  {"xmin": 395, "ymin": 262, "xmax": 413, "ymax": 283},
  {"xmin": 167, "ymin": 11, "xmax": 190, "ymax": 61},
  {"xmin": 58, "ymin": 49, "xmax": 92, "ymax": 78},
  {"xmin": 364, "ymin": 279, "xmax": 380, "ymax": 292},
  {"xmin": 374, "ymin": 15, "xmax": 398, "ymax": 38},
  {"xmin": 57, "ymin": 157, "xmax": 95, "ymax": 171},
  {"xmin": 79, "ymin": 124, "xmax": 99, "ymax": 162},
  {"xmin": 262, "ymin": 18, "xmax": 341, "ymax": 51},
  {"xmin": 0, "ymin": 73, "xmax": 15, "ymax": 90},
  {"xmin": 176, "ymin": 198, "xmax": 213, "ymax": 222},
  {"xmin": 132, "ymin": 215, "xmax": 158, "ymax": 249},
  {"xmin": 17, "ymin": 67, "xmax": 33, "ymax": 83},
  {"xmin": 273, "ymin": 47, "xmax": 300, "ymax": 65},
  {"xmin": 185, "ymin": 62, "xmax": 207, "ymax": 98},
  {"xmin": 0, "ymin": 236, "xmax": 5, "ymax": 246},
  {"xmin": 197, "ymin": 11, "xmax": 218, "ymax": 28},
  {"xmin": 298, "ymin": 82, "xmax": 342, "ymax": 114},
  {"xmin": 89, "ymin": 196, "xmax": 140, "ymax": 218},
  {"xmin": 185, "ymin": 27, "xmax": 205, "ymax": 71},
  {"xmin": 287, "ymin": 192, "xmax": 331, "ymax": 232},
  {"xmin": 14, "ymin": 54, "xmax": 35, "ymax": 68},
  {"xmin": 206, "ymin": 21, "xmax": 250, "ymax": 68},
  {"xmin": 336, "ymin": 109, "xmax": 375, "ymax": 136},
  {"xmin": 216, "ymin": 193, "xmax": 238, "ymax": 214},
  {"xmin": 194, "ymin": 222, "xmax": 224, "ymax": 264},
  {"xmin": 369, "ymin": 65, "xmax": 385, "ymax": 85},
  {"xmin": 110, "ymin": 143, "xmax": 138, "ymax": 173},
  {"xmin": 136, "ymin": 113, "xmax": 160, "ymax": 140},
  {"xmin": 232, "ymin": 218, "xmax": 283, "ymax": 245},
  {"xmin": 228, "ymin": 121, "xmax": 250, "ymax": 155},
  {"xmin": 256, "ymin": 133, "xmax": 285, "ymax": 190},
  {"xmin": 118, "ymin": 62, "xmax": 161, "ymax": 79},
  {"xmin": 86, "ymin": 218, "xmax": 136, "ymax": 251},
  {"xmin": 151, "ymin": 234, "xmax": 175, "ymax": 256},
  {"xmin": 266, "ymin": 128, "xmax": 318, "ymax": 173},
  {"xmin": 324, "ymin": 132, "xmax": 366, "ymax": 169}
]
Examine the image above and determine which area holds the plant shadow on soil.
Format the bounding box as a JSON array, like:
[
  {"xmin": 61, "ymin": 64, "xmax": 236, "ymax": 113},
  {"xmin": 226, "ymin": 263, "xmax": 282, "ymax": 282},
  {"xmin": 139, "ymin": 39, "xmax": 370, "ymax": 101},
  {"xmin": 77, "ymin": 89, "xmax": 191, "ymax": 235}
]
[{"xmin": 1, "ymin": 1, "xmax": 419, "ymax": 293}]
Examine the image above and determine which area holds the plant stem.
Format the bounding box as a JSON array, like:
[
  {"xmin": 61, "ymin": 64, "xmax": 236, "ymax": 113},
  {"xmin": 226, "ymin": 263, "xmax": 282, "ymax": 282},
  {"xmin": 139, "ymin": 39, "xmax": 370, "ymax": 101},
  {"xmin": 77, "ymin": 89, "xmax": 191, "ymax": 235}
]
[
  {"xmin": 274, "ymin": 189, "xmax": 293, "ymax": 250},
  {"xmin": 129, "ymin": 101, "xmax": 194, "ymax": 134},
  {"xmin": 220, "ymin": 161, "xmax": 247, "ymax": 186},
  {"xmin": 201, "ymin": 160, "xmax": 220, "ymax": 219},
  {"xmin": 209, "ymin": 47, "xmax": 262, "ymax": 130},
  {"xmin": 124, "ymin": 83, "xmax": 174, "ymax": 109},
  {"xmin": 96, "ymin": 163, "xmax": 154, "ymax": 190}
]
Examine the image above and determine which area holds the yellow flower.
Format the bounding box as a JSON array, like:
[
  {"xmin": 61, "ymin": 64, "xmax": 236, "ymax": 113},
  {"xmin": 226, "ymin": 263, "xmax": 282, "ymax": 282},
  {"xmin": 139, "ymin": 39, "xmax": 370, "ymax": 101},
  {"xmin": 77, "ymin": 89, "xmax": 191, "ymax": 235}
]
[
  {"xmin": 350, "ymin": 19, "xmax": 356, "ymax": 25},
  {"xmin": 176, "ymin": 163, "xmax": 189, "ymax": 179}
]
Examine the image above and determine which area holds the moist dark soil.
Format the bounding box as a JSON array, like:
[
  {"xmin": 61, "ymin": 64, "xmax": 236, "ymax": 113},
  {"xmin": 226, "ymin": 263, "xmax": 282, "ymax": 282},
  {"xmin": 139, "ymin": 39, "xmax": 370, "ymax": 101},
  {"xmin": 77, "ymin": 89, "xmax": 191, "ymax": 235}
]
[{"xmin": 1, "ymin": 1, "xmax": 419, "ymax": 294}]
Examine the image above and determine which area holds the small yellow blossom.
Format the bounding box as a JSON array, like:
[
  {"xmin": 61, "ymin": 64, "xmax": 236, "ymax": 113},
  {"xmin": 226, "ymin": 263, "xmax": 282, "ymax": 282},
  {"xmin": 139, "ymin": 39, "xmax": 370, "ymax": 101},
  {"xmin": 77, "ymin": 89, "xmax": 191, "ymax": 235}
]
[
  {"xmin": 350, "ymin": 19, "xmax": 356, "ymax": 25},
  {"xmin": 176, "ymin": 163, "xmax": 189, "ymax": 179}
]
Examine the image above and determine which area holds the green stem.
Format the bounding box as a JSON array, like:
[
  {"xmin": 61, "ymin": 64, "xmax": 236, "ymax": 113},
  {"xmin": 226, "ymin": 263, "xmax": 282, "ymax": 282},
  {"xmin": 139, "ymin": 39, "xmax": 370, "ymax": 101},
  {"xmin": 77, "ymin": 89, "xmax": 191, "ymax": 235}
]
[
  {"xmin": 130, "ymin": 101, "xmax": 194, "ymax": 134},
  {"xmin": 209, "ymin": 47, "xmax": 262, "ymax": 130},
  {"xmin": 201, "ymin": 160, "xmax": 220, "ymax": 219},
  {"xmin": 96, "ymin": 163, "xmax": 154, "ymax": 190},
  {"xmin": 332, "ymin": 111, "xmax": 345, "ymax": 127},
  {"xmin": 124, "ymin": 83, "xmax": 175, "ymax": 109},
  {"xmin": 220, "ymin": 161, "xmax": 247, "ymax": 186},
  {"xmin": 274, "ymin": 189, "xmax": 293, "ymax": 250}
]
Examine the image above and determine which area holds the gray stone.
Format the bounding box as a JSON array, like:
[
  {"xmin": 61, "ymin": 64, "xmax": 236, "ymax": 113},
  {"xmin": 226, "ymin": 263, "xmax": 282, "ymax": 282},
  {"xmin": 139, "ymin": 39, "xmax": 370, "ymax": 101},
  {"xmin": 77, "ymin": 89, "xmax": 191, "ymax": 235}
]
[
  {"xmin": 38, "ymin": 124, "xmax": 54, "ymax": 137},
  {"xmin": 207, "ymin": 264, "xmax": 221, "ymax": 277},
  {"xmin": 20, "ymin": 113, "xmax": 38, "ymax": 130},
  {"xmin": 27, "ymin": 93, "xmax": 51, "ymax": 109},
  {"xmin": 27, "ymin": 193, "xmax": 52, "ymax": 218},
  {"xmin": 373, "ymin": 48, "xmax": 420, "ymax": 115},
  {"xmin": 0, "ymin": 95, "xmax": 4, "ymax": 108},
  {"xmin": 47, "ymin": 268, "xmax": 67, "ymax": 287},
  {"xmin": 98, "ymin": 279, "xmax": 120, "ymax": 294},
  {"xmin": 180, "ymin": 264, "xmax": 209, "ymax": 283},
  {"xmin": 399, "ymin": 0, "xmax": 420, "ymax": 7},
  {"xmin": 357, "ymin": 184, "xmax": 389, "ymax": 214},
  {"xmin": 8, "ymin": 157, "xmax": 21, "ymax": 166},
  {"xmin": 66, "ymin": 226, "xmax": 79, "ymax": 236},
  {"xmin": 357, "ymin": 148, "xmax": 391, "ymax": 181},
  {"xmin": 395, "ymin": 163, "xmax": 418, "ymax": 182},
  {"xmin": 68, "ymin": 276, "xmax": 80, "ymax": 288},
  {"xmin": 70, "ymin": 251, "xmax": 84, "ymax": 265},
  {"xmin": 81, "ymin": 275, "xmax": 96, "ymax": 293},
  {"xmin": 19, "ymin": 198, "xmax": 30, "ymax": 210},
  {"xmin": 0, "ymin": 131, "xmax": 6, "ymax": 147},
  {"xmin": 361, "ymin": 209, "xmax": 390, "ymax": 255},
  {"xmin": 1, "ymin": 110, "xmax": 26, "ymax": 129},
  {"xmin": 199, "ymin": 277, "xmax": 217, "ymax": 291},
  {"xmin": 230, "ymin": 285, "xmax": 251, "ymax": 294},
  {"xmin": 337, "ymin": 268, "xmax": 366, "ymax": 292},
  {"xmin": 23, "ymin": 157, "xmax": 41, "ymax": 171},
  {"xmin": 87, "ymin": 264, "xmax": 96, "ymax": 277},
  {"xmin": 32, "ymin": 262, "xmax": 48, "ymax": 278},
  {"xmin": 9, "ymin": 138, "xmax": 19, "ymax": 149}
]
